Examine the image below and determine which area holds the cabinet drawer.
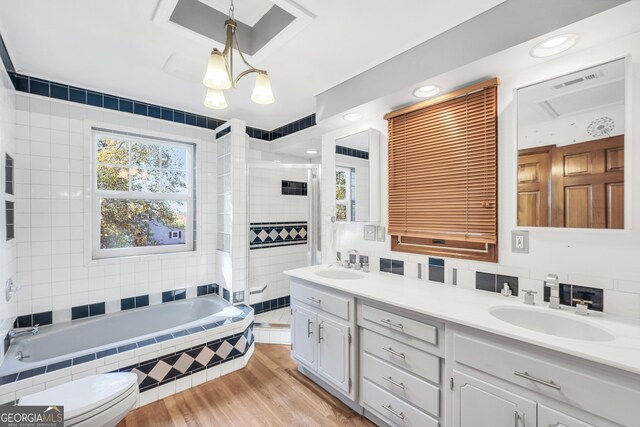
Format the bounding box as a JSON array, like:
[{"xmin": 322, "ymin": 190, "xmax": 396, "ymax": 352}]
[
  {"xmin": 361, "ymin": 304, "xmax": 437, "ymax": 346},
  {"xmin": 363, "ymin": 353, "xmax": 440, "ymax": 417},
  {"xmin": 362, "ymin": 379, "xmax": 439, "ymax": 427},
  {"xmin": 361, "ymin": 329, "xmax": 440, "ymax": 384},
  {"xmin": 454, "ymin": 333, "xmax": 640, "ymax": 427},
  {"xmin": 291, "ymin": 281, "xmax": 351, "ymax": 320}
]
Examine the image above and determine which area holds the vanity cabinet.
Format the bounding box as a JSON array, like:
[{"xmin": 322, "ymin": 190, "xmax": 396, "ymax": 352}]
[
  {"xmin": 290, "ymin": 279, "xmax": 355, "ymax": 399},
  {"xmin": 358, "ymin": 302, "xmax": 444, "ymax": 426},
  {"xmin": 449, "ymin": 328, "xmax": 639, "ymax": 427},
  {"xmin": 452, "ymin": 370, "xmax": 536, "ymax": 427}
]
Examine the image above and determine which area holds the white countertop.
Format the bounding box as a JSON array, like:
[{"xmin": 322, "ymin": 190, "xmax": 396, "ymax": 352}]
[{"xmin": 285, "ymin": 264, "xmax": 640, "ymax": 376}]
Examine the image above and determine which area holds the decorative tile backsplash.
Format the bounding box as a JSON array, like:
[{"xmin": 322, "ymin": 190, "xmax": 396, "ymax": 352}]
[
  {"xmin": 14, "ymin": 311, "xmax": 53, "ymax": 328},
  {"xmin": 428, "ymin": 258, "xmax": 445, "ymax": 283},
  {"xmin": 544, "ymin": 283, "xmax": 604, "ymax": 312},
  {"xmin": 476, "ymin": 272, "xmax": 519, "ymax": 296},
  {"xmin": 249, "ymin": 221, "xmax": 307, "ymax": 250},
  {"xmin": 380, "ymin": 258, "xmax": 404, "ymax": 275},
  {"xmin": 71, "ymin": 302, "xmax": 105, "ymax": 320},
  {"xmin": 197, "ymin": 284, "xmax": 219, "ymax": 297},
  {"xmin": 121, "ymin": 295, "xmax": 150, "ymax": 311},
  {"xmin": 162, "ymin": 288, "xmax": 187, "ymax": 303}
]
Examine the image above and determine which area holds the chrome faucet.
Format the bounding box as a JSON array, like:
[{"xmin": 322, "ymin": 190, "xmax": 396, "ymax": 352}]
[
  {"xmin": 15, "ymin": 351, "xmax": 29, "ymax": 361},
  {"xmin": 9, "ymin": 324, "xmax": 39, "ymax": 339},
  {"xmin": 346, "ymin": 249, "xmax": 360, "ymax": 269},
  {"xmin": 545, "ymin": 274, "xmax": 561, "ymax": 309}
]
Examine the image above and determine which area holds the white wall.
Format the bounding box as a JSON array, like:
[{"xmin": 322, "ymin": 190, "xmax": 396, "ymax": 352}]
[
  {"xmin": 326, "ymin": 31, "xmax": 640, "ymax": 319},
  {"xmin": 0, "ymin": 62, "xmax": 16, "ymax": 360},
  {"xmin": 13, "ymin": 92, "xmax": 218, "ymax": 323}
]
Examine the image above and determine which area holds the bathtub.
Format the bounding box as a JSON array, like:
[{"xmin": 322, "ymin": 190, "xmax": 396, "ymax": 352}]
[{"xmin": 1, "ymin": 295, "xmax": 247, "ymax": 377}]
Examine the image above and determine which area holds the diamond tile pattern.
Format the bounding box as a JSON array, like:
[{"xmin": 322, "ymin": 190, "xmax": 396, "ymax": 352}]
[
  {"xmin": 121, "ymin": 324, "xmax": 254, "ymax": 392},
  {"xmin": 250, "ymin": 222, "xmax": 307, "ymax": 250}
]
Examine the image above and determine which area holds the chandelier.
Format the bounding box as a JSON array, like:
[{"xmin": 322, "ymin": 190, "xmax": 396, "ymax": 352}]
[{"xmin": 202, "ymin": 0, "xmax": 275, "ymax": 109}]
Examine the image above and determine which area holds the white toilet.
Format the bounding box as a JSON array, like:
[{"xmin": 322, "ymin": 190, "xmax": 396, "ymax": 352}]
[{"xmin": 18, "ymin": 373, "xmax": 138, "ymax": 427}]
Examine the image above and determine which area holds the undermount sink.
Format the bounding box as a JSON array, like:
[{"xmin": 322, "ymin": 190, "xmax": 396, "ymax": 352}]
[
  {"xmin": 315, "ymin": 269, "xmax": 364, "ymax": 280},
  {"xmin": 489, "ymin": 306, "xmax": 615, "ymax": 342}
]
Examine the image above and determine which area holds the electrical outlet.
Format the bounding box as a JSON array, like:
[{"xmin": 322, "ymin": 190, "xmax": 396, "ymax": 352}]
[
  {"xmin": 376, "ymin": 226, "xmax": 386, "ymax": 242},
  {"xmin": 511, "ymin": 230, "xmax": 529, "ymax": 254}
]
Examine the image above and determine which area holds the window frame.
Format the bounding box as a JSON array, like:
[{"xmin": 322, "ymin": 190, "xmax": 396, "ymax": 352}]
[
  {"xmin": 91, "ymin": 129, "xmax": 195, "ymax": 259},
  {"xmin": 335, "ymin": 166, "xmax": 352, "ymax": 222}
]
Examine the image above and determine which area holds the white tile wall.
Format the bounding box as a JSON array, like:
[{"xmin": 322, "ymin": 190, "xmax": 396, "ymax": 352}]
[
  {"xmin": 12, "ymin": 93, "xmax": 218, "ymax": 321},
  {"xmin": 249, "ymin": 166, "xmax": 308, "ymax": 301},
  {"xmin": 0, "ymin": 63, "xmax": 17, "ymax": 361}
]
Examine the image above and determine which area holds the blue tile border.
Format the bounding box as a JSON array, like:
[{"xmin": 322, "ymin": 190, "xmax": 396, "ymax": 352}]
[
  {"xmin": 251, "ymin": 296, "xmax": 290, "ymax": 316},
  {"xmin": 5, "ymin": 70, "xmax": 316, "ymax": 142},
  {"xmin": 0, "ymin": 32, "xmax": 15, "ymax": 75},
  {"xmin": 380, "ymin": 258, "xmax": 404, "ymax": 275},
  {"xmin": 336, "ymin": 144, "xmax": 369, "ymax": 160},
  {"xmin": 197, "ymin": 284, "xmax": 219, "ymax": 297},
  {"xmin": 0, "ymin": 304, "xmax": 253, "ymax": 385}
]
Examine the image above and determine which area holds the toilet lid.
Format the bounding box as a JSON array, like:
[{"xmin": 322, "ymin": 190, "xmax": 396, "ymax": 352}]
[{"xmin": 18, "ymin": 373, "xmax": 138, "ymax": 419}]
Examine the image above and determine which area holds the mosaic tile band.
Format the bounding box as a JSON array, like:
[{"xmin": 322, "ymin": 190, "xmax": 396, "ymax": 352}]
[
  {"xmin": 249, "ymin": 221, "xmax": 307, "ymax": 250},
  {"xmin": 119, "ymin": 324, "xmax": 254, "ymax": 392}
]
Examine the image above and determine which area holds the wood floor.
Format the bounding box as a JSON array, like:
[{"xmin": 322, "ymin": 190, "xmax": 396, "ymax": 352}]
[{"xmin": 118, "ymin": 344, "xmax": 376, "ymax": 427}]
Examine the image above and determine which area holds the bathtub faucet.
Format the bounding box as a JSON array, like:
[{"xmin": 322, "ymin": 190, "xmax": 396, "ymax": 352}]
[{"xmin": 9, "ymin": 324, "xmax": 39, "ymax": 339}]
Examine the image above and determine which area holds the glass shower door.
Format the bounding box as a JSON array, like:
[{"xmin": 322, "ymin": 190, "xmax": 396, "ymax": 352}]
[{"xmin": 247, "ymin": 163, "xmax": 320, "ymax": 327}]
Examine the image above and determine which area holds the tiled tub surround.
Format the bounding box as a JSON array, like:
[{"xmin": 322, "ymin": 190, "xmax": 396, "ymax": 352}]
[{"xmin": 0, "ymin": 300, "xmax": 254, "ymax": 406}]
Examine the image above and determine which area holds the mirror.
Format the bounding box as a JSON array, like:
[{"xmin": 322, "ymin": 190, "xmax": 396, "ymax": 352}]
[
  {"xmin": 517, "ymin": 58, "xmax": 626, "ymax": 228},
  {"xmin": 335, "ymin": 130, "xmax": 371, "ymax": 222}
]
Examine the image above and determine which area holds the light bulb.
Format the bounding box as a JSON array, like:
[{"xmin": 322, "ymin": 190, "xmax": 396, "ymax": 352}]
[
  {"xmin": 204, "ymin": 88, "xmax": 228, "ymax": 109},
  {"xmin": 203, "ymin": 49, "xmax": 232, "ymax": 90},
  {"xmin": 251, "ymin": 72, "xmax": 275, "ymax": 105}
]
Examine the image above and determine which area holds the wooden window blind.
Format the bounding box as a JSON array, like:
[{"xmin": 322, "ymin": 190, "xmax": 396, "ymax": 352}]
[{"xmin": 384, "ymin": 78, "xmax": 499, "ymax": 262}]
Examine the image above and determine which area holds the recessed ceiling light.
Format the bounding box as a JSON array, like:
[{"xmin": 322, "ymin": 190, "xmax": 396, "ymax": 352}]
[
  {"xmin": 413, "ymin": 85, "xmax": 441, "ymax": 98},
  {"xmin": 530, "ymin": 34, "xmax": 578, "ymax": 58},
  {"xmin": 343, "ymin": 113, "xmax": 362, "ymax": 121},
  {"xmin": 306, "ymin": 149, "xmax": 318, "ymax": 155}
]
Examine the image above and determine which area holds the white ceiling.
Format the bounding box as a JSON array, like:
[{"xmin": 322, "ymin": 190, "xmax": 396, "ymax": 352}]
[
  {"xmin": 0, "ymin": 0, "xmax": 507, "ymax": 130},
  {"xmin": 518, "ymin": 59, "xmax": 625, "ymax": 127},
  {"xmin": 198, "ymin": 0, "xmax": 273, "ymax": 27}
]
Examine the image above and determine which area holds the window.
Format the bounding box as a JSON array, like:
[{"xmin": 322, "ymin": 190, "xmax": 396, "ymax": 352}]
[
  {"xmin": 336, "ymin": 167, "xmax": 351, "ymax": 221},
  {"xmin": 92, "ymin": 130, "xmax": 194, "ymax": 258},
  {"xmin": 384, "ymin": 78, "xmax": 498, "ymax": 262}
]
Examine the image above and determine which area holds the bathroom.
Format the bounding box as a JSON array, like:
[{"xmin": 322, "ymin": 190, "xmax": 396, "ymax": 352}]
[{"xmin": 0, "ymin": 0, "xmax": 639, "ymax": 426}]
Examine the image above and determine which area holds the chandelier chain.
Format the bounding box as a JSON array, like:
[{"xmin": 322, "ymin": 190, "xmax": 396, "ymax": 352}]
[{"xmin": 228, "ymin": 0, "xmax": 235, "ymax": 19}]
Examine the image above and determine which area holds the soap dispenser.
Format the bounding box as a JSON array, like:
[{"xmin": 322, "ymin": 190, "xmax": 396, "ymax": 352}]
[{"xmin": 500, "ymin": 283, "xmax": 512, "ymax": 297}]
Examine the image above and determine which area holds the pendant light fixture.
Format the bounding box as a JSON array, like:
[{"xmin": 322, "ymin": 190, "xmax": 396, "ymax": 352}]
[{"xmin": 202, "ymin": 0, "xmax": 275, "ymax": 109}]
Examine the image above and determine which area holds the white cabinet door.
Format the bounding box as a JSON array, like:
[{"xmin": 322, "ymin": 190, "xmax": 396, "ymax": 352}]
[
  {"xmin": 538, "ymin": 404, "xmax": 596, "ymax": 427},
  {"xmin": 317, "ymin": 314, "xmax": 350, "ymax": 393},
  {"xmin": 453, "ymin": 370, "xmax": 536, "ymax": 427},
  {"xmin": 291, "ymin": 305, "xmax": 317, "ymax": 370}
]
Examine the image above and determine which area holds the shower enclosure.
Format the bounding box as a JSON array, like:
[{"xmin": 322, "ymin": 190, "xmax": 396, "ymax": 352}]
[{"xmin": 247, "ymin": 163, "xmax": 320, "ymax": 329}]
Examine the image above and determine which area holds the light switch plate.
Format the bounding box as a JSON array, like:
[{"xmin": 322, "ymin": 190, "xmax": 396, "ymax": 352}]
[
  {"xmin": 512, "ymin": 230, "xmax": 529, "ymax": 254},
  {"xmin": 363, "ymin": 225, "xmax": 377, "ymax": 241},
  {"xmin": 376, "ymin": 226, "xmax": 386, "ymax": 242}
]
